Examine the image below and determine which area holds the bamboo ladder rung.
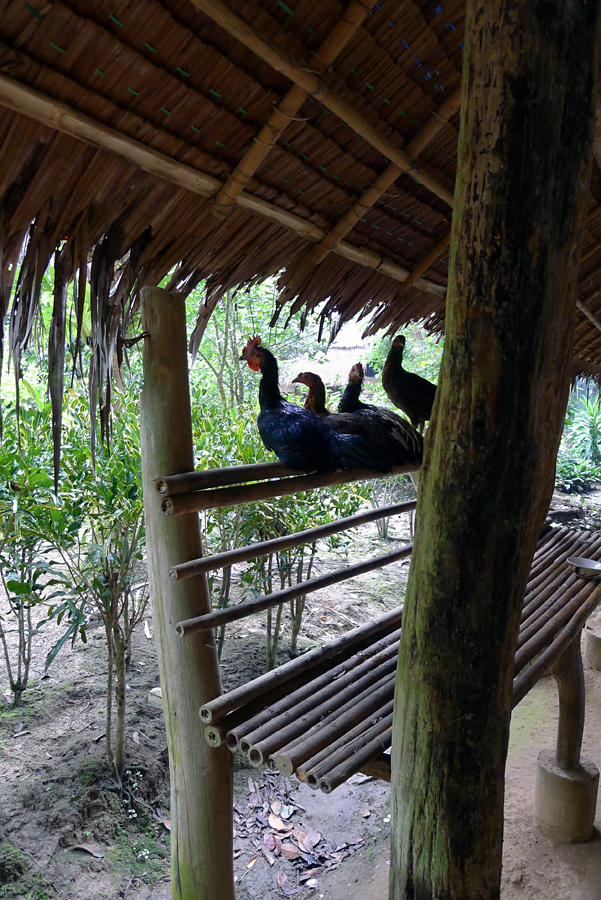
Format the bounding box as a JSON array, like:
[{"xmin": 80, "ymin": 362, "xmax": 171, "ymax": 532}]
[{"xmin": 170, "ymin": 499, "xmax": 417, "ymax": 580}]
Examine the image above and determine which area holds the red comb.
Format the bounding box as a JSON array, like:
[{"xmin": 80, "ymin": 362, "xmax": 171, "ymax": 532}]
[{"xmin": 244, "ymin": 334, "xmax": 261, "ymax": 351}]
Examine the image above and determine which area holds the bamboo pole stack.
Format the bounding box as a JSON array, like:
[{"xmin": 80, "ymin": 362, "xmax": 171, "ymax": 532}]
[{"xmin": 195, "ymin": 525, "xmax": 601, "ymax": 793}]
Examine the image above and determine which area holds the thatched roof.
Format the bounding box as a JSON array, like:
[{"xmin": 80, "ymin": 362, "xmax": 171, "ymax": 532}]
[{"xmin": 1, "ymin": 0, "xmax": 601, "ymax": 413}]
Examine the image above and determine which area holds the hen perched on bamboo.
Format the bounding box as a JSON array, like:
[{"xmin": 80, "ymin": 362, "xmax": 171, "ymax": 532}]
[
  {"xmin": 381, "ymin": 335, "xmax": 437, "ymax": 432},
  {"xmin": 240, "ymin": 337, "xmax": 395, "ymax": 474},
  {"xmin": 294, "ymin": 371, "xmax": 423, "ymax": 468}
]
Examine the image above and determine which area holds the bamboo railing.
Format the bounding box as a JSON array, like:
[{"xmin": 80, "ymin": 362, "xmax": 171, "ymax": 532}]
[{"xmin": 161, "ymin": 463, "xmax": 418, "ymax": 515}]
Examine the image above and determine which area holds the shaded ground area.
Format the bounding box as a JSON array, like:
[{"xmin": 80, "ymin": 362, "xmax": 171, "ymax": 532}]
[{"xmin": 1, "ymin": 492, "xmax": 601, "ymax": 899}]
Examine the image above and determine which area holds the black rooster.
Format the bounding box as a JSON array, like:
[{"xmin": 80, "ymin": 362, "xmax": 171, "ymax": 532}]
[
  {"xmin": 293, "ymin": 371, "xmax": 423, "ymax": 468},
  {"xmin": 382, "ymin": 335, "xmax": 437, "ymax": 432},
  {"xmin": 240, "ymin": 337, "xmax": 394, "ymax": 474}
]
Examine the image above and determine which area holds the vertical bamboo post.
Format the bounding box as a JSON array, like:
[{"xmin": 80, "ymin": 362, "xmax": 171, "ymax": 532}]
[
  {"xmin": 551, "ymin": 637, "xmax": 585, "ymax": 771},
  {"xmin": 140, "ymin": 286, "xmax": 234, "ymax": 900}
]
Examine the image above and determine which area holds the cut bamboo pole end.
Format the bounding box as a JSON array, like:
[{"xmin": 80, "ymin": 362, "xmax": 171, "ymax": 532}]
[
  {"xmin": 319, "ymin": 725, "xmax": 393, "ymax": 793},
  {"xmin": 155, "ymin": 461, "xmax": 294, "ymax": 495},
  {"xmin": 198, "ymin": 606, "xmax": 403, "ymax": 724},
  {"xmin": 163, "ymin": 463, "xmax": 419, "ymax": 515},
  {"xmin": 169, "ymin": 499, "xmax": 417, "ymax": 581}
]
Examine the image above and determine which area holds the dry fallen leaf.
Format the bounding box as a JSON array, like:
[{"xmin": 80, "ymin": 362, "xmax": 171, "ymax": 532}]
[
  {"xmin": 263, "ymin": 833, "xmax": 277, "ymax": 853},
  {"xmin": 248, "ymin": 777, "xmax": 256, "ymax": 794},
  {"xmin": 71, "ymin": 843, "xmax": 105, "ymax": 859},
  {"xmin": 280, "ymin": 842, "xmax": 301, "ymax": 860},
  {"xmin": 361, "ymin": 808, "xmax": 371, "ymax": 818},
  {"xmin": 246, "ymin": 855, "xmax": 258, "ymax": 870},
  {"xmin": 297, "ymin": 830, "xmax": 321, "ymax": 853},
  {"xmin": 279, "ymin": 804, "xmax": 294, "ymax": 820},
  {"xmin": 132, "ymin": 731, "xmax": 140, "ymax": 745},
  {"xmin": 144, "ymin": 620, "xmax": 152, "ymax": 639},
  {"xmin": 270, "ymin": 799, "xmax": 282, "ymax": 815},
  {"xmin": 162, "ymin": 818, "xmax": 171, "ymax": 831},
  {"xmin": 268, "ymin": 813, "xmax": 287, "ymax": 832}
]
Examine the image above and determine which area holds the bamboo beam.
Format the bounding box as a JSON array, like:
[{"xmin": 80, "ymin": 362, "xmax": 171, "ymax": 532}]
[
  {"xmin": 170, "ymin": 499, "xmax": 417, "ymax": 580},
  {"xmin": 162, "ymin": 463, "xmax": 419, "ymax": 515},
  {"xmin": 576, "ymin": 297, "xmax": 601, "ymax": 335},
  {"xmin": 212, "ymin": 0, "xmax": 378, "ymax": 217},
  {"xmin": 189, "ymin": 0, "xmax": 455, "ymax": 207},
  {"xmin": 279, "ymin": 88, "xmax": 461, "ymax": 303},
  {"xmin": 199, "ymin": 605, "xmax": 404, "ymax": 723},
  {"xmin": 403, "ymin": 232, "xmax": 452, "ymax": 290},
  {"xmin": 319, "ymin": 723, "xmax": 393, "ymax": 793},
  {"xmin": 175, "ymin": 542, "xmax": 413, "ymax": 636},
  {"xmin": 0, "ymin": 74, "xmax": 445, "ymax": 300}
]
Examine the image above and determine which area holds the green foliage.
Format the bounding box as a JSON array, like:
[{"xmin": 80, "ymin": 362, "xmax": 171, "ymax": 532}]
[
  {"xmin": 556, "ymin": 390, "xmax": 601, "ymax": 492},
  {"xmin": 368, "ymin": 323, "xmax": 444, "ymax": 385}
]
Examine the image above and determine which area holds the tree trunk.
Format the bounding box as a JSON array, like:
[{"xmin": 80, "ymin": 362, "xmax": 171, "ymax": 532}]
[
  {"xmin": 140, "ymin": 286, "xmax": 235, "ymax": 900},
  {"xmin": 390, "ymin": 3, "xmax": 601, "ymax": 899}
]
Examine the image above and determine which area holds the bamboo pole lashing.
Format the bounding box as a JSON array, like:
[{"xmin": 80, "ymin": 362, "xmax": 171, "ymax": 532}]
[
  {"xmin": 171, "ymin": 499, "xmax": 417, "ymax": 580},
  {"xmin": 273, "ymin": 675, "xmax": 396, "ymax": 776},
  {"xmin": 212, "ymin": 0, "xmax": 378, "ymax": 217},
  {"xmin": 163, "ymin": 463, "xmax": 419, "ymax": 516},
  {"xmin": 244, "ymin": 652, "xmax": 398, "ymax": 765},
  {"xmin": 176, "ymin": 543, "xmax": 413, "ymax": 636},
  {"xmin": 198, "ymin": 605, "xmax": 403, "ymax": 724},
  {"xmin": 0, "ymin": 76, "xmax": 446, "ymax": 301},
  {"xmin": 216, "ymin": 628, "xmax": 402, "ymax": 750},
  {"xmin": 298, "ymin": 698, "xmax": 395, "ymax": 783},
  {"xmin": 188, "ymin": 0, "xmax": 455, "ymax": 207}
]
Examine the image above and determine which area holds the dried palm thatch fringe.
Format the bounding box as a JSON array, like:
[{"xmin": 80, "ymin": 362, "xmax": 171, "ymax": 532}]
[{"xmin": 0, "ymin": 0, "xmax": 600, "ymax": 481}]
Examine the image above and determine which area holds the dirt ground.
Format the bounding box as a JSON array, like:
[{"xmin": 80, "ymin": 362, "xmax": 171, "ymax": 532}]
[{"xmin": 1, "ymin": 488, "xmax": 601, "ymax": 899}]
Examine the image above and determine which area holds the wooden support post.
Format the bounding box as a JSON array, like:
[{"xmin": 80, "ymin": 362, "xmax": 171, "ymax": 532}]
[
  {"xmin": 139, "ymin": 286, "xmax": 235, "ymax": 900},
  {"xmin": 390, "ymin": 0, "xmax": 601, "ymax": 897},
  {"xmin": 551, "ymin": 637, "xmax": 585, "ymax": 771}
]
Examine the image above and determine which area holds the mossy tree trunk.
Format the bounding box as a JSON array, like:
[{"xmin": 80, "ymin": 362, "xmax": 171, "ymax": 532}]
[
  {"xmin": 140, "ymin": 286, "xmax": 235, "ymax": 900},
  {"xmin": 390, "ymin": 2, "xmax": 601, "ymax": 898}
]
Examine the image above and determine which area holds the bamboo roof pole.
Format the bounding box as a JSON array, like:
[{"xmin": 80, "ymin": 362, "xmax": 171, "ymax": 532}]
[
  {"xmin": 279, "ymin": 88, "xmax": 461, "ymax": 305},
  {"xmin": 189, "ymin": 0, "xmax": 455, "ymax": 207},
  {"xmin": 402, "ymin": 232, "xmax": 452, "ymax": 290},
  {"xmin": 212, "ymin": 0, "xmax": 378, "ymax": 218}
]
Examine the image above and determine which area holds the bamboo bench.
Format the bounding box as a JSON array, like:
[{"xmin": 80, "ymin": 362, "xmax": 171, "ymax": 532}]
[
  {"xmin": 157, "ymin": 465, "xmax": 601, "ymax": 838},
  {"xmin": 192, "ymin": 524, "xmax": 601, "ymax": 795}
]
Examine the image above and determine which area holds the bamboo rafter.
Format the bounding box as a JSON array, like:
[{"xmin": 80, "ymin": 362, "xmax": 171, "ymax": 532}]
[
  {"xmin": 279, "ymin": 89, "xmax": 460, "ymax": 307},
  {"xmin": 211, "ymin": 0, "xmax": 378, "ymax": 218},
  {"xmin": 0, "ymin": 74, "xmax": 446, "ymax": 301},
  {"xmin": 188, "ymin": 0, "xmax": 455, "ymax": 208}
]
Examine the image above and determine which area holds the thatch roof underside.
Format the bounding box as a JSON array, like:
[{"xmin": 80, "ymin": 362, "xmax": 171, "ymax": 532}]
[{"xmin": 1, "ymin": 0, "xmax": 601, "ymax": 395}]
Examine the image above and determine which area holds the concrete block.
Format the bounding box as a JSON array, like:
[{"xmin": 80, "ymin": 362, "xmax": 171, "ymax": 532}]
[
  {"xmin": 585, "ymin": 626, "xmax": 601, "ymax": 670},
  {"xmin": 534, "ymin": 749, "xmax": 599, "ymax": 843}
]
